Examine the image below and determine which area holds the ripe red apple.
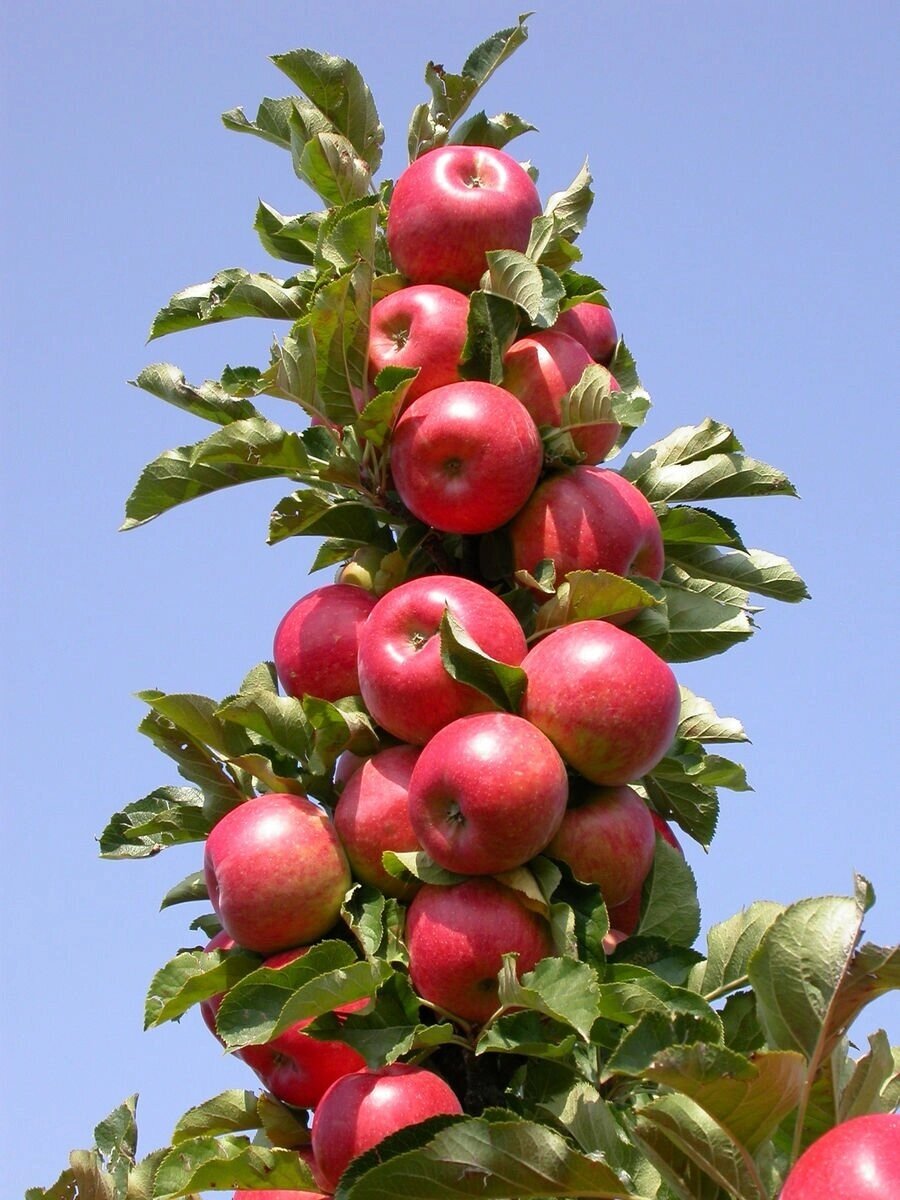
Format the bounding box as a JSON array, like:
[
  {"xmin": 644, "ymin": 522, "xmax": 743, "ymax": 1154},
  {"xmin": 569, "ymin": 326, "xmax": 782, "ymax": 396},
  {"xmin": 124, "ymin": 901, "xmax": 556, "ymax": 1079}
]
[
  {"xmin": 406, "ymin": 878, "xmax": 555, "ymax": 1025},
  {"xmin": 408, "ymin": 713, "xmax": 568, "ymax": 875},
  {"xmin": 236, "ymin": 946, "xmax": 367, "ymax": 1110},
  {"xmin": 652, "ymin": 811, "xmax": 684, "ymax": 855},
  {"xmin": 357, "ymin": 575, "xmax": 528, "ymax": 745},
  {"xmin": 198, "ymin": 929, "xmax": 244, "ymax": 1042},
  {"xmin": 520, "ymin": 621, "xmax": 681, "ymax": 785},
  {"xmin": 780, "ymin": 1113, "xmax": 900, "ymax": 1200},
  {"xmin": 273, "ymin": 584, "xmax": 377, "ymax": 702},
  {"xmin": 387, "ymin": 144, "xmax": 543, "ymax": 292},
  {"xmin": 311, "ymin": 1064, "xmax": 463, "ymax": 1192},
  {"xmin": 508, "ymin": 465, "xmax": 665, "ymax": 586},
  {"xmin": 234, "ymin": 1192, "xmax": 327, "ymax": 1200},
  {"xmin": 390, "ymin": 381, "xmax": 543, "ymax": 534},
  {"xmin": 367, "ymin": 284, "xmax": 470, "ymax": 404},
  {"xmin": 198, "ymin": 938, "xmax": 365, "ymax": 1109},
  {"xmin": 334, "ymin": 744, "xmax": 423, "ymax": 898},
  {"xmin": 553, "ymin": 301, "xmax": 618, "ymax": 365},
  {"xmin": 546, "ymin": 784, "xmax": 656, "ymax": 907},
  {"xmin": 502, "ymin": 329, "xmax": 621, "ymax": 462},
  {"xmin": 204, "ymin": 793, "xmax": 351, "ymax": 954}
]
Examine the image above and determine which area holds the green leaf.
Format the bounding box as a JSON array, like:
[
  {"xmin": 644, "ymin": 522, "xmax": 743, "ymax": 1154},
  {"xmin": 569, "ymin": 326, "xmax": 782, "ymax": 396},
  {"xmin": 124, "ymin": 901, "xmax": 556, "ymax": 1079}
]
[
  {"xmin": 638, "ymin": 839, "xmax": 701, "ymax": 946},
  {"xmin": 98, "ymin": 787, "xmax": 208, "ymax": 859},
  {"xmin": 450, "ymin": 109, "xmax": 536, "ymax": 149},
  {"xmin": 667, "ymin": 544, "xmax": 809, "ymax": 602},
  {"xmin": 409, "ymin": 15, "xmax": 532, "ymax": 159},
  {"xmin": 186, "ymin": 417, "xmax": 312, "ymax": 479},
  {"xmin": 144, "ymin": 945, "xmax": 260, "ymax": 1029},
  {"xmin": 131, "ymin": 363, "xmax": 260, "ymax": 426},
  {"xmin": 458, "ymin": 290, "xmax": 520, "ymax": 383},
  {"xmin": 655, "ymin": 574, "xmax": 755, "ymax": 662},
  {"xmin": 720, "ymin": 991, "xmax": 766, "ymax": 1054},
  {"xmin": 254, "ymin": 200, "xmax": 327, "ymax": 264},
  {"xmin": 171, "ymin": 1090, "xmax": 261, "ymax": 1146},
  {"xmin": 121, "ymin": 437, "xmax": 294, "ymax": 530},
  {"xmin": 496, "ymin": 954, "xmax": 600, "ymax": 1040},
  {"xmin": 652, "ymin": 745, "xmax": 750, "ymax": 794},
  {"xmin": 338, "ymin": 1112, "xmax": 642, "ymax": 1200},
  {"xmin": 677, "ymin": 688, "xmax": 749, "ymax": 744},
  {"xmin": 559, "ymin": 270, "xmax": 608, "ymax": 308},
  {"xmin": 294, "ymin": 131, "xmax": 371, "ymax": 206},
  {"xmin": 839, "ymin": 1030, "xmax": 898, "ymax": 1120},
  {"xmin": 534, "ymin": 570, "xmax": 660, "ymax": 635},
  {"xmin": 485, "ymin": 250, "xmax": 565, "ymax": 328},
  {"xmin": 657, "ymin": 504, "xmax": 744, "ymax": 548},
  {"xmin": 160, "ymin": 870, "xmax": 208, "ymax": 910},
  {"xmin": 149, "ymin": 268, "xmax": 312, "ymax": 340},
  {"xmin": 310, "ymin": 972, "xmax": 456, "ymax": 1067},
  {"xmin": 316, "ymin": 194, "xmax": 380, "ymax": 274},
  {"xmin": 599, "ymin": 967, "xmax": 721, "ymax": 1044},
  {"xmin": 301, "ymin": 694, "xmax": 380, "ymax": 776},
  {"xmin": 438, "ymin": 606, "xmax": 527, "ymax": 712},
  {"xmin": 268, "ymin": 489, "xmax": 387, "ymax": 547},
  {"xmin": 644, "ymin": 1045, "xmax": 807, "ymax": 1151},
  {"xmin": 476, "ymin": 1010, "xmax": 577, "ymax": 1059},
  {"xmin": 222, "ymin": 96, "xmax": 298, "ymax": 149},
  {"xmin": 152, "ymin": 1137, "xmax": 317, "ymax": 1199},
  {"xmin": 381, "ymin": 850, "xmax": 466, "ymax": 888},
  {"xmin": 747, "ymin": 881, "xmax": 886, "ymax": 1060},
  {"xmin": 688, "ymin": 902, "xmax": 786, "ymax": 999},
  {"xmin": 271, "ymin": 48, "xmax": 384, "ymax": 170},
  {"xmin": 353, "ymin": 366, "xmax": 418, "ymax": 448},
  {"xmin": 628, "ymin": 449, "xmax": 797, "ymax": 504},
  {"xmin": 93, "ymin": 1094, "xmax": 138, "ymax": 1193},
  {"xmin": 136, "ymin": 711, "xmax": 246, "ymax": 821},
  {"xmin": 215, "ymin": 690, "xmax": 310, "ymax": 762},
  {"xmin": 642, "ymin": 765, "xmax": 719, "ymax": 849},
  {"xmin": 632, "ymin": 1093, "xmax": 767, "ymax": 1200},
  {"xmin": 306, "ymin": 267, "xmax": 372, "ymax": 426},
  {"xmin": 137, "ymin": 691, "xmax": 253, "ymax": 758},
  {"xmin": 624, "ymin": 418, "xmax": 742, "ymax": 475},
  {"xmin": 544, "ymin": 160, "xmax": 593, "ymax": 241},
  {"xmin": 215, "ymin": 939, "xmax": 391, "ymax": 1050}
]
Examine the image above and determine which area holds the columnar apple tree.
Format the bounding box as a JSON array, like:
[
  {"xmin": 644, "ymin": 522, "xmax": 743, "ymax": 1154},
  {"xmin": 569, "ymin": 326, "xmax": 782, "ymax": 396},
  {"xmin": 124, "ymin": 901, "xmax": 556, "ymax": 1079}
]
[{"xmin": 30, "ymin": 16, "xmax": 899, "ymax": 1200}]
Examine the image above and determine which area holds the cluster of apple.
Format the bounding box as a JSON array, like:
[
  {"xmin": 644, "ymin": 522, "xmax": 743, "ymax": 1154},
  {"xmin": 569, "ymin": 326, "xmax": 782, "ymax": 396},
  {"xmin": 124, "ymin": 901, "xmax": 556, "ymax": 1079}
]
[{"xmin": 195, "ymin": 142, "xmax": 695, "ymax": 1194}]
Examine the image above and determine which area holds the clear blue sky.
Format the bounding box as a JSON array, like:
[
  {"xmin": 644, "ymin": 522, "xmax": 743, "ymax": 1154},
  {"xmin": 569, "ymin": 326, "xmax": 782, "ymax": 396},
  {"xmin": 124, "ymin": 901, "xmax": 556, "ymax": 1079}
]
[{"xmin": 3, "ymin": 2, "xmax": 898, "ymax": 1192}]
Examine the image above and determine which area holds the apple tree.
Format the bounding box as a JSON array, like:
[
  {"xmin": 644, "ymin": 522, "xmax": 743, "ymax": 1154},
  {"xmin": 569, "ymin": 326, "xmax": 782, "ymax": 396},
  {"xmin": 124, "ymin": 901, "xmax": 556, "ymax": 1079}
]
[{"xmin": 28, "ymin": 15, "xmax": 899, "ymax": 1200}]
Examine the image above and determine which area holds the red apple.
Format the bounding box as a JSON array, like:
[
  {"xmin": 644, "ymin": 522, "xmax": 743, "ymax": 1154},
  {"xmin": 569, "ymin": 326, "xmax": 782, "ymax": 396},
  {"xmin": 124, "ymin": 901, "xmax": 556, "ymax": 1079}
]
[
  {"xmin": 390, "ymin": 381, "xmax": 542, "ymax": 534},
  {"xmin": 198, "ymin": 939, "xmax": 365, "ymax": 1110},
  {"xmin": 607, "ymin": 888, "xmax": 642, "ymax": 937},
  {"xmin": 237, "ymin": 946, "xmax": 367, "ymax": 1110},
  {"xmin": 387, "ymin": 145, "xmax": 543, "ymax": 292},
  {"xmin": 274, "ymin": 584, "xmax": 377, "ymax": 702},
  {"xmin": 357, "ymin": 575, "xmax": 528, "ymax": 745},
  {"xmin": 368, "ymin": 284, "xmax": 470, "ymax": 404},
  {"xmin": 546, "ymin": 784, "xmax": 656, "ymax": 907},
  {"xmin": 520, "ymin": 621, "xmax": 681, "ymax": 785},
  {"xmin": 204, "ymin": 793, "xmax": 351, "ymax": 954},
  {"xmin": 234, "ymin": 1192, "xmax": 327, "ymax": 1200},
  {"xmin": 652, "ymin": 812, "xmax": 684, "ymax": 855},
  {"xmin": 408, "ymin": 713, "xmax": 568, "ymax": 875},
  {"xmin": 333, "ymin": 748, "xmax": 370, "ymax": 793},
  {"xmin": 553, "ymin": 301, "xmax": 618, "ymax": 365},
  {"xmin": 606, "ymin": 817, "xmax": 684, "ymax": 937},
  {"xmin": 780, "ymin": 1113, "xmax": 900, "ymax": 1200},
  {"xmin": 406, "ymin": 878, "xmax": 554, "ymax": 1025},
  {"xmin": 198, "ymin": 929, "xmax": 244, "ymax": 1042},
  {"xmin": 334, "ymin": 744, "xmax": 423, "ymax": 898},
  {"xmin": 311, "ymin": 1064, "xmax": 463, "ymax": 1192},
  {"xmin": 502, "ymin": 330, "xmax": 620, "ymax": 462},
  {"xmin": 508, "ymin": 465, "xmax": 665, "ymax": 586}
]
